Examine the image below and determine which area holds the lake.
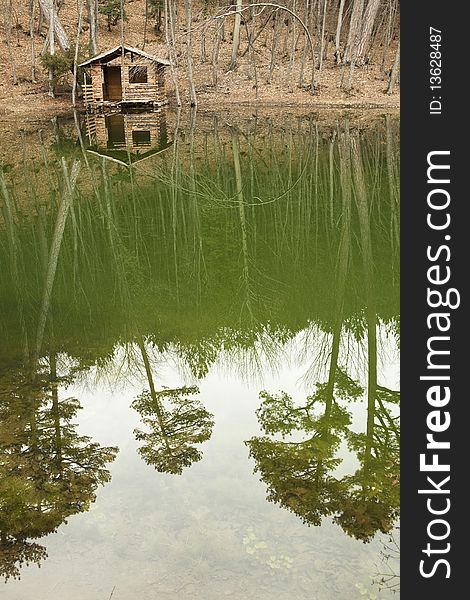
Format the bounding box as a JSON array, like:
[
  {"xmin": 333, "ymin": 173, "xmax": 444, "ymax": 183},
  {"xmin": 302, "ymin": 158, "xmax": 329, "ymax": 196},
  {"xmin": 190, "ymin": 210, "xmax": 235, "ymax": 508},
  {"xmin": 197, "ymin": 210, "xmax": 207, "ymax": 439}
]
[{"xmin": 0, "ymin": 108, "xmax": 400, "ymax": 599}]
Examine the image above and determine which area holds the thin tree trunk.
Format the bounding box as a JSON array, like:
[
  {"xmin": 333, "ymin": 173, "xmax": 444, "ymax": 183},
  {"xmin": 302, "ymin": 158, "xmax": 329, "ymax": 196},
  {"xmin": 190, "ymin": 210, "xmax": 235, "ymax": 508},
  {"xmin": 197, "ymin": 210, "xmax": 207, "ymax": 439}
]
[
  {"xmin": 200, "ymin": 18, "xmax": 207, "ymax": 63},
  {"xmin": 4, "ymin": 0, "xmax": 18, "ymax": 85},
  {"xmin": 48, "ymin": 0, "xmax": 55, "ymax": 96},
  {"xmin": 212, "ymin": 20, "xmax": 223, "ymax": 87},
  {"xmin": 334, "ymin": 0, "xmax": 346, "ymax": 62},
  {"xmin": 165, "ymin": 0, "xmax": 181, "ymax": 105},
  {"xmin": 269, "ymin": 9, "xmax": 279, "ymax": 82},
  {"xmin": 381, "ymin": 0, "xmax": 397, "ymax": 75},
  {"xmin": 143, "ymin": 0, "xmax": 149, "ymax": 48},
  {"xmin": 120, "ymin": 0, "xmax": 125, "ymax": 48},
  {"xmin": 72, "ymin": 0, "xmax": 85, "ymax": 106},
  {"xmin": 34, "ymin": 160, "xmax": 80, "ymax": 369},
  {"xmin": 318, "ymin": 0, "xmax": 328, "ymax": 73},
  {"xmin": 29, "ymin": 0, "xmax": 37, "ymax": 82},
  {"xmin": 38, "ymin": 0, "xmax": 70, "ymax": 50},
  {"xmin": 230, "ymin": 0, "xmax": 243, "ymax": 69},
  {"xmin": 385, "ymin": 115, "xmax": 399, "ymax": 254},
  {"xmin": 232, "ymin": 129, "xmax": 254, "ymax": 321},
  {"xmin": 288, "ymin": 0, "xmax": 297, "ymax": 92},
  {"xmin": 298, "ymin": 0, "xmax": 309, "ymax": 86},
  {"xmin": 356, "ymin": 0, "xmax": 380, "ymax": 65},
  {"xmin": 49, "ymin": 353, "xmax": 64, "ymax": 470},
  {"xmin": 387, "ymin": 40, "xmax": 399, "ymax": 94},
  {"xmin": 184, "ymin": 0, "xmax": 197, "ymax": 106},
  {"xmin": 87, "ymin": 0, "xmax": 97, "ymax": 54}
]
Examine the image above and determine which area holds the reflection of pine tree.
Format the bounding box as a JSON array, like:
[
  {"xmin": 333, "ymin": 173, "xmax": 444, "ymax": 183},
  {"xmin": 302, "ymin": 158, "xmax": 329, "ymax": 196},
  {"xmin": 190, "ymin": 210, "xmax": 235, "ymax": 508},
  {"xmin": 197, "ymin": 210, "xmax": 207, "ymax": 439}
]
[
  {"xmin": 246, "ymin": 370, "xmax": 400, "ymax": 542},
  {"xmin": 133, "ymin": 338, "xmax": 214, "ymax": 474},
  {"xmin": 337, "ymin": 385, "xmax": 400, "ymax": 542},
  {"xmin": 132, "ymin": 386, "xmax": 214, "ymax": 475},
  {"xmin": 246, "ymin": 371, "xmax": 362, "ymax": 526},
  {"xmin": 0, "ymin": 538, "xmax": 47, "ymax": 583},
  {"xmin": 0, "ymin": 362, "xmax": 118, "ymax": 581}
]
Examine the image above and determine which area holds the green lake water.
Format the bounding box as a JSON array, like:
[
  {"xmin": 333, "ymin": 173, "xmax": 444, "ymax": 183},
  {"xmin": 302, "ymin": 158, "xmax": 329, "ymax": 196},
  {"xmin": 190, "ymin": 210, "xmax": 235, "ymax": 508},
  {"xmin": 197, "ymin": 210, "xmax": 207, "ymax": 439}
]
[{"xmin": 0, "ymin": 110, "xmax": 399, "ymax": 599}]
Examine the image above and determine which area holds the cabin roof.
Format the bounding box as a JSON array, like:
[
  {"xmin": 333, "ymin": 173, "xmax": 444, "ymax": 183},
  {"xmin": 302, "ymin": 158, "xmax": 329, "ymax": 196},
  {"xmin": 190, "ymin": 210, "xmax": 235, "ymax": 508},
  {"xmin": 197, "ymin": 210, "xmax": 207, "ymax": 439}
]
[
  {"xmin": 79, "ymin": 45, "xmax": 171, "ymax": 67},
  {"xmin": 87, "ymin": 140, "xmax": 174, "ymax": 167}
]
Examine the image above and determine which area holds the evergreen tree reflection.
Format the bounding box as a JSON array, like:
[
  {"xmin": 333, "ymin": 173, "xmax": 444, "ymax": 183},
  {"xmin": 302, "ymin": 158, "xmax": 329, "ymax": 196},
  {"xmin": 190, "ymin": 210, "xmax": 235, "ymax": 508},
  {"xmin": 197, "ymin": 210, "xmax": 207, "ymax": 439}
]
[
  {"xmin": 0, "ymin": 358, "xmax": 118, "ymax": 581},
  {"xmin": 132, "ymin": 339, "xmax": 214, "ymax": 474}
]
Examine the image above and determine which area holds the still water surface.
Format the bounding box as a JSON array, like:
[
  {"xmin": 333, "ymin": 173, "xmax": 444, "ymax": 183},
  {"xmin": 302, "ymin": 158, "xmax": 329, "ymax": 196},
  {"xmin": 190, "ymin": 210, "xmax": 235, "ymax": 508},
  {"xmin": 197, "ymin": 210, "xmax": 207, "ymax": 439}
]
[{"xmin": 0, "ymin": 110, "xmax": 399, "ymax": 599}]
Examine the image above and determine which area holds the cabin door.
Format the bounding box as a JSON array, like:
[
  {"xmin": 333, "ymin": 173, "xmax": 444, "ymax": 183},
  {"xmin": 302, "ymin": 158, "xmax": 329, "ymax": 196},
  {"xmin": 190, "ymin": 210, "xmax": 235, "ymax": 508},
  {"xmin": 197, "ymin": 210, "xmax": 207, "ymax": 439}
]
[
  {"xmin": 103, "ymin": 66, "xmax": 122, "ymax": 101},
  {"xmin": 106, "ymin": 114, "xmax": 126, "ymax": 147}
]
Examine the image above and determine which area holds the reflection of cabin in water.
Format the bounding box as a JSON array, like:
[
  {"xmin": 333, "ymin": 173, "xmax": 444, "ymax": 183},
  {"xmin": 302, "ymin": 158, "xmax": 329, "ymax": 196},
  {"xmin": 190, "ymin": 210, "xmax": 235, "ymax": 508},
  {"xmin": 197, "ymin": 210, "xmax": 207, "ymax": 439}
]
[
  {"xmin": 83, "ymin": 110, "xmax": 172, "ymax": 166},
  {"xmin": 79, "ymin": 45, "xmax": 171, "ymax": 109}
]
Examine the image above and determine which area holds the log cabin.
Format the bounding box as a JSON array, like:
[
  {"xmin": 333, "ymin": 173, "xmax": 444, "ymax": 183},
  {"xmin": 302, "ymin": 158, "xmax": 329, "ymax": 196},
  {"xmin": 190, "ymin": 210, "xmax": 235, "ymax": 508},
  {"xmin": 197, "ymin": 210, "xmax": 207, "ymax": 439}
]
[{"xmin": 79, "ymin": 45, "xmax": 171, "ymax": 110}]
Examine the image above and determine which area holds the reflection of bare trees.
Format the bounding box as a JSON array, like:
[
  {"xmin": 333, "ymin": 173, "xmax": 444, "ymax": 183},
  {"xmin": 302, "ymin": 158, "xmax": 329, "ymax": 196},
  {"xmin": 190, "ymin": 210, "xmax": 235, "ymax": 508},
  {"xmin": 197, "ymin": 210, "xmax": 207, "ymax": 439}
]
[
  {"xmin": 245, "ymin": 138, "xmax": 400, "ymax": 541},
  {"xmin": 0, "ymin": 116, "xmax": 399, "ymax": 382}
]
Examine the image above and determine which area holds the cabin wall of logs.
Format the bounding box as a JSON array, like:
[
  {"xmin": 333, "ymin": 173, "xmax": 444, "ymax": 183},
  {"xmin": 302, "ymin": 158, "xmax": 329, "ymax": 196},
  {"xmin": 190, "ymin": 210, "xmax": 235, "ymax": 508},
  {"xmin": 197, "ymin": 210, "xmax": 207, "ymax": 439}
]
[
  {"xmin": 84, "ymin": 111, "xmax": 167, "ymax": 153},
  {"xmin": 81, "ymin": 46, "xmax": 169, "ymax": 109}
]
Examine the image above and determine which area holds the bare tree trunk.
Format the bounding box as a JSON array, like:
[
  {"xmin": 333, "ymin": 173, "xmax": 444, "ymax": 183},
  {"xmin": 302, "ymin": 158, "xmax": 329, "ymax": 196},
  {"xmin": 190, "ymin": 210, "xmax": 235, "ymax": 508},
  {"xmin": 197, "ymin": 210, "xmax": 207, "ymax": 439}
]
[
  {"xmin": 29, "ymin": 0, "xmax": 37, "ymax": 82},
  {"xmin": 34, "ymin": 160, "xmax": 80, "ymax": 367},
  {"xmin": 269, "ymin": 9, "xmax": 279, "ymax": 82},
  {"xmin": 143, "ymin": 0, "xmax": 149, "ymax": 49},
  {"xmin": 387, "ymin": 40, "xmax": 399, "ymax": 95},
  {"xmin": 245, "ymin": 8, "xmax": 258, "ymax": 96},
  {"xmin": 48, "ymin": 0, "xmax": 55, "ymax": 96},
  {"xmin": 288, "ymin": 0, "xmax": 297, "ymax": 92},
  {"xmin": 200, "ymin": 11, "xmax": 208, "ymax": 63},
  {"xmin": 318, "ymin": 0, "xmax": 328, "ymax": 73},
  {"xmin": 384, "ymin": 114, "xmax": 399, "ymax": 254},
  {"xmin": 342, "ymin": 0, "xmax": 364, "ymax": 90},
  {"xmin": 230, "ymin": 0, "xmax": 243, "ymax": 69},
  {"xmin": 87, "ymin": 0, "xmax": 97, "ymax": 54},
  {"xmin": 120, "ymin": 0, "xmax": 125, "ymax": 47},
  {"xmin": 165, "ymin": 0, "xmax": 181, "ymax": 105},
  {"xmin": 298, "ymin": 0, "xmax": 309, "ymax": 87},
  {"xmin": 72, "ymin": 0, "xmax": 85, "ymax": 106},
  {"xmin": 334, "ymin": 0, "xmax": 346, "ymax": 63},
  {"xmin": 184, "ymin": 0, "xmax": 197, "ymax": 106},
  {"xmin": 212, "ymin": 20, "xmax": 224, "ymax": 87},
  {"xmin": 231, "ymin": 129, "xmax": 254, "ymax": 321},
  {"xmin": 38, "ymin": 0, "xmax": 70, "ymax": 50},
  {"xmin": 344, "ymin": 0, "xmax": 363, "ymax": 63},
  {"xmin": 381, "ymin": 0, "xmax": 397, "ymax": 75},
  {"xmin": 356, "ymin": 0, "xmax": 380, "ymax": 65},
  {"xmin": 4, "ymin": 0, "xmax": 18, "ymax": 85}
]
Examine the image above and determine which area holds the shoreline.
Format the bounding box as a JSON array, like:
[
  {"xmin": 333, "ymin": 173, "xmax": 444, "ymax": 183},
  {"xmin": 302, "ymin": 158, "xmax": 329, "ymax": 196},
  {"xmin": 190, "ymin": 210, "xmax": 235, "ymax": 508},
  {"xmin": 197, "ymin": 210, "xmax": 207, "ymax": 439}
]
[
  {"xmin": 0, "ymin": 93, "xmax": 399, "ymax": 123},
  {"xmin": 0, "ymin": 97, "xmax": 400, "ymax": 123}
]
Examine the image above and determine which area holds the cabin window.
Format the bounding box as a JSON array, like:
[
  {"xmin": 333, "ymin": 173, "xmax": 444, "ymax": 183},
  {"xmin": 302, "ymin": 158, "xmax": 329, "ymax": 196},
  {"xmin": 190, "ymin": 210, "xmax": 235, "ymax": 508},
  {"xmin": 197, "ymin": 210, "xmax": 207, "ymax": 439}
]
[
  {"xmin": 129, "ymin": 66, "xmax": 148, "ymax": 84},
  {"xmin": 132, "ymin": 130, "xmax": 151, "ymax": 146}
]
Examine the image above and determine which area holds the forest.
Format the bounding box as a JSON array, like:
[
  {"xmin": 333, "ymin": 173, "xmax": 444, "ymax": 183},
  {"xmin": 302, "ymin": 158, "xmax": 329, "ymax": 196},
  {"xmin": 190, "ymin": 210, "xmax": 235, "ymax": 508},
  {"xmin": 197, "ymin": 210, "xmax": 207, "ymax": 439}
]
[{"xmin": 0, "ymin": 0, "xmax": 400, "ymax": 112}]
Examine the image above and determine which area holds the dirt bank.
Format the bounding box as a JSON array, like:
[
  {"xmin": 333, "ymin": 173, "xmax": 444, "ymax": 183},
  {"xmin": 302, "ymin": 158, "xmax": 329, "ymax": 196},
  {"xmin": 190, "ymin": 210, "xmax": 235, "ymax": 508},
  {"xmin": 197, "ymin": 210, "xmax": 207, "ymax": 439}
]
[{"xmin": 0, "ymin": 1, "xmax": 399, "ymax": 122}]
